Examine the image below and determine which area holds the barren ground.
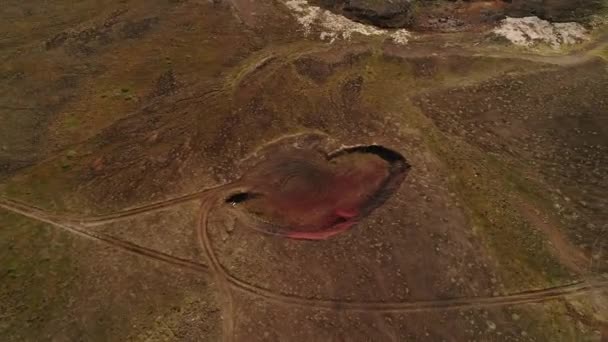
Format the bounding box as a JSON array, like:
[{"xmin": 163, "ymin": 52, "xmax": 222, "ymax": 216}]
[{"xmin": 1, "ymin": 0, "xmax": 607, "ymax": 341}]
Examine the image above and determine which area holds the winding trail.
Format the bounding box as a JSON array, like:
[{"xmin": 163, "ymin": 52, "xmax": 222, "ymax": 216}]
[
  {"xmin": 1, "ymin": 187, "xmax": 607, "ymax": 342},
  {"xmin": 197, "ymin": 193, "xmax": 608, "ymax": 313},
  {"xmin": 197, "ymin": 189, "xmax": 239, "ymax": 342},
  {"xmin": 0, "ymin": 196, "xmax": 209, "ymax": 274}
]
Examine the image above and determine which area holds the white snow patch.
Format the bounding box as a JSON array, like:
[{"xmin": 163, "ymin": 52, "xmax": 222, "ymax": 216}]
[
  {"xmin": 493, "ymin": 16, "xmax": 589, "ymax": 49},
  {"xmin": 284, "ymin": 0, "xmax": 411, "ymax": 44}
]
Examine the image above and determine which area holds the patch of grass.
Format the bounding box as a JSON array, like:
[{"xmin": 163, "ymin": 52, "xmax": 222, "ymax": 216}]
[
  {"xmin": 63, "ymin": 115, "xmax": 80, "ymax": 129},
  {"xmin": 0, "ymin": 212, "xmax": 74, "ymax": 341},
  {"xmin": 129, "ymin": 292, "xmax": 221, "ymax": 341},
  {"xmin": 589, "ymin": 43, "xmax": 608, "ymax": 61},
  {"xmin": 426, "ymin": 132, "xmax": 571, "ymax": 288},
  {"xmin": 0, "ymin": 156, "xmax": 78, "ymax": 211},
  {"xmin": 357, "ymin": 54, "xmax": 572, "ymax": 288}
]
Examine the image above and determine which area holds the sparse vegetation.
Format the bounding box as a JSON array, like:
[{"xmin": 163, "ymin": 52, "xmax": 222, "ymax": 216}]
[{"xmin": 1, "ymin": 0, "xmax": 606, "ymax": 340}]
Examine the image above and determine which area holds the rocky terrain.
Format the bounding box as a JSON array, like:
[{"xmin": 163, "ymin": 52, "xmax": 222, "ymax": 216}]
[
  {"xmin": 1, "ymin": 0, "xmax": 607, "ymax": 341},
  {"xmin": 312, "ymin": 0, "xmax": 605, "ymax": 31}
]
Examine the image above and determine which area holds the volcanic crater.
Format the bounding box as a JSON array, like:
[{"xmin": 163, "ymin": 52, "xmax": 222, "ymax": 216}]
[{"xmin": 226, "ymin": 143, "xmax": 409, "ymax": 240}]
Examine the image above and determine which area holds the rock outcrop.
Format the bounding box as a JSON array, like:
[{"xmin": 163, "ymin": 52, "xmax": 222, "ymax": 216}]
[
  {"xmin": 313, "ymin": 0, "xmax": 605, "ymax": 31},
  {"xmin": 506, "ymin": 0, "xmax": 604, "ymax": 22},
  {"xmin": 316, "ymin": 0, "xmax": 415, "ymax": 28}
]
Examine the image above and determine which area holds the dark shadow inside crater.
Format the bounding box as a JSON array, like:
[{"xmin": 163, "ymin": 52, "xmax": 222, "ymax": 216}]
[
  {"xmin": 330, "ymin": 144, "xmax": 410, "ymax": 218},
  {"xmin": 225, "ymin": 192, "xmax": 260, "ymax": 205},
  {"xmin": 329, "ymin": 144, "xmax": 407, "ymax": 163},
  {"xmin": 228, "ymin": 142, "xmax": 410, "ymax": 240}
]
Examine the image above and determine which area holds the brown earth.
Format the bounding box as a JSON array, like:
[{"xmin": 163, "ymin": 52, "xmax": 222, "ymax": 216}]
[{"xmin": 1, "ymin": 0, "xmax": 608, "ymax": 341}]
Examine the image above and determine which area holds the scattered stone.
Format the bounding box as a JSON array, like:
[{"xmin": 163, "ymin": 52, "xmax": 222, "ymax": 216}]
[
  {"xmin": 486, "ymin": 320, "xmax": 497, "ymax": 331},
  {"xmin": 150, "ymin": 70, "xmax": 178, "ymax": 97},
  {"xmin": 66, "ymin": 150, "xmax": 77, "ymax": 159},
  {"xmin": 390, "ymin": 29, "xmax": 411, "ymax": 44}
]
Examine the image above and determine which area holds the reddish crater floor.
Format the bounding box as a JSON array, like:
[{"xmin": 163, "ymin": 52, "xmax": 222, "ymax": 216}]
[{"xmin": 227, "ymin": 145, "xmax": 409, "ymax": 239}]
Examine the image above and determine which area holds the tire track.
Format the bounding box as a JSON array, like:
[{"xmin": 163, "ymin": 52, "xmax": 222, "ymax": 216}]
[
  {"xmin": 197, "ymin": 191, "xmax": 608, "ymax": 313},
  {"xmin": 75, "ymin": 183, "xmax": 249, "ymax": 226},
  {"xmin": 0, "ymin": 184, "xmax": 238, "ymax": 226},
  {"xmin": 3, "ymin": 185, "xmax": 608, "ymax": 317},
  {"xmin": 0, "ymin": 197, "xmax": 209, "ymax": 274},
  {"xmin": 78, "ymin": 191, "xmax": 207, "ymax": 226},
  {"xmin": 197, "ymin": 190, "xmax": 239, "ymax": 342}
]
